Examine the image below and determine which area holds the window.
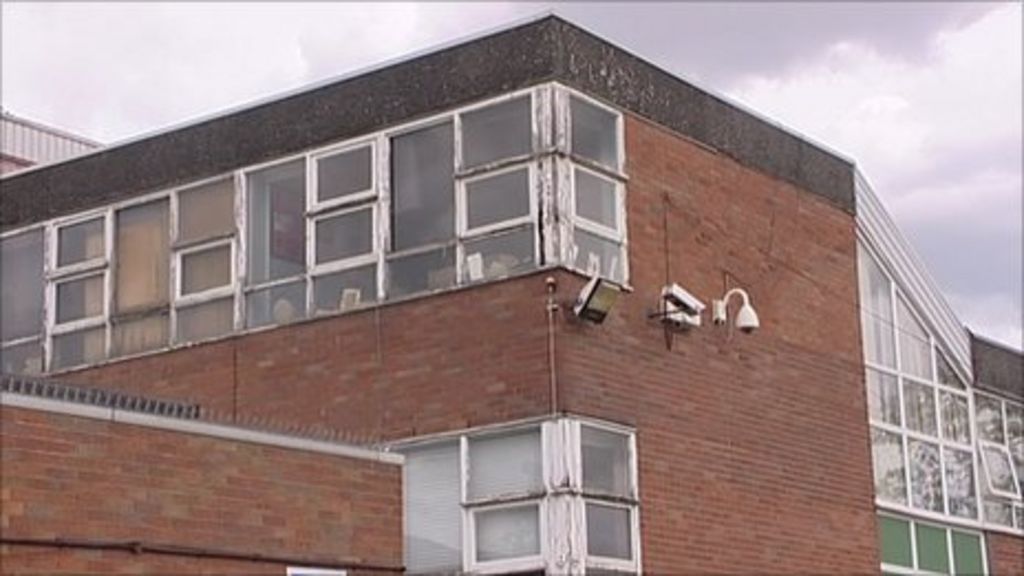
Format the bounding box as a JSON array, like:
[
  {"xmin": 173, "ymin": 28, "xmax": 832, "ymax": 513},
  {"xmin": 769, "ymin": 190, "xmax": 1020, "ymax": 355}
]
[
  {"xmin": 975, "ymin": 392, "xmax": 1024, "ymax": 529},
  {"xmin": 564, "ymin": 93, "xmax": 627, "ymax": 285},
  {"xmin": 285, "ymin": 568, "xmax": 346, "ymax": 576},
  {"xmin": 399, "ymin": 418, "xmax": 639, "ymax": 575},
  {"xmin": 1, "ymin": 229, "xmax": 44, "ymax": 374},
  {"xmin": 859, "ymin": 245, "xmax": 978, "ymax": 521},
  {"xmin": 877, "ymin": 514, "xmax": 986, "ymax": 575},
  {"xmin": 113, "ymin": 200, "xmax": 170, "ymax": 357},
  {"xmin": 174, "ymin": 177, "xmax": 237, "ymax": 343},
  {"xmin": 49, "ymin": 215, "xmax": 109, "ymax": 370}
]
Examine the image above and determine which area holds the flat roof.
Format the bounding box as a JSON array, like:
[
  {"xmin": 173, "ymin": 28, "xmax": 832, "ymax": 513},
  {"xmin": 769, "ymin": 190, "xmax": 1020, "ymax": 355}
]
[{"xmin": 0, "ymin": 15, "xmax": 855, "ymax": 233}]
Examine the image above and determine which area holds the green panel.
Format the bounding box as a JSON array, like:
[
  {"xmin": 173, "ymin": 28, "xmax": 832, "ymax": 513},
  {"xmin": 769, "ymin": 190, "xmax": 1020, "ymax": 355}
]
[
  {"xmin": 878, "ymin": 516, "xmax": 913, "ymax": 567},
  {"xmin": 952, "ymin": 531, "xmax": 985, "ymax": 576},
  {"xmin": 916, "ymin": 523, "xmax": 951, "ymax": 574}
]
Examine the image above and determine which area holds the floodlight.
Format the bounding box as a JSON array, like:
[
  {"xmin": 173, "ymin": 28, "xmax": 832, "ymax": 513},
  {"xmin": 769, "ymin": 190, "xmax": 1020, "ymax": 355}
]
[{"xmin": 573, "ymin": 275, "xmax": 621, "ymax": 324}]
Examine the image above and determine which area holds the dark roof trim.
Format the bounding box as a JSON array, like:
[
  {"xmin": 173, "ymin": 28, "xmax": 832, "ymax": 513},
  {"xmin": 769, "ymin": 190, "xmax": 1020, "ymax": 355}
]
[
  {"xmin": 970, "ymin": 332, "xmax": 1023, "ymax": 401},
  {"xmin": 0, "ymin": 16, "xmax": 855, "ymax": 232}
]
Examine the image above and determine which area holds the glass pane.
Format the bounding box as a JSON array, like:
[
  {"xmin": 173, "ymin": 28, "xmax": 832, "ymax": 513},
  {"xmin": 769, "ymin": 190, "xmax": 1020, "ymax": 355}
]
[
  {"xmin": 181, "ymin": 245, "xmax": 231, "ymax": 295},
  {"xmin": 465, "ymin": 168, "xmax": 530, "ymax": 230},
  {"xmin": 463, "ymin": 227, "xmax": 535, "ymax": 283},
  {"xmin": 52, "ymin": 328, "xmax": 106, "ymax": 369},
  {"xmin": 315, "ymin": 208, "xmax": 373, "ymax": 264},
  {"xmin": 56, "ymin": 275, "xmax": 104, "ymax": 323},
  {"xmin": 178, "ymin": 178, "xmax": 235, "ymax": 243},
  {"xmin": 176, "ymin": 298, "xmax": 233, "ymax": 344},
  {"xmin": 904, "ymin": 380, "xmax": 937, "ymax": 437},
  {"xmin": 245, "ymin": 280, "xmax": 306, "ymax": 329},
  {"xmin": 313, "ymin": 265, "xmax": 377, "ymax": 314},
  {"xmin": 467, "ymin": 428, "xmax": 542, "ymax": 500},
  {"xmin": 866, "ymin": 369, "xmax": 901, "ymax": 426},
  {"xmin": 940, "ymin": 391, "xmax": 971, "ymax": 444},
  {"xmin": 896, "ymin": 296, "xmax": 932, "ymax": 380},
  {"xmin": 246, "ymin": 159, "xmax": 306, "ymax": 284},
  {"xmin": 461, "ymin": 95, "xmax": 531, "ymax": 168},
  {"xmin": 981, "ymin": 445, "xmax": 1018, "ymax": 495},
  {"xmin": 858, "ymin": 248, "xmax": 895, "ymax": 368},
  {"xmin": 404, "ymin": 442, "xmax": 462, "ymax": 573},
  {"xmin": 975, "ymin": 396, "xmax": 1004, "ymax": 443},
  {"xmin": 0, "ymin": 341, "xmax": 43, "ymax": 375},
  {"xmin": 1, "ymin": 229, "xmax": 44, "ymax": 342},
  {"xmin": 909, "ymin": 439, "xmax": 944, "ymax": 512},
  {"xmin": 387, "ymin": 246, "xmax": 456, "ymax": 299},
  {"xmin": 872, "ymin": 428, "xmax": 907, "ymax": 505},
  {"xmin": 944, "ymin": 448, "xmax": 977, "ymax": 519},
  {"xmin": 571, "ymin": 95, "xmax": 619, "ymax": 169},
  {"xmin": 475, "ymin": 504, "xmax": 540, "ymax": 562},
  {"xmin": 58, "ymin": 217, "xmax": 104, "ymax": 266},
  {"xmin": 392, "ymin": 122, "xmax": 454, "ymax": 251},
  {"xmin": 573, "ymin": 229, "xmax": 624, "ymax": 283},
  {"xmin": 1008, "ymin": 404, "xmax": 1024, "ymax": 489},
  {"xmin": 915, "ymin": 523, "xmax": 950, "ymax": 574},
  {"xmin": 877, "ymin": 516, "xmax": 912, "ymax": 567},
  {"xmin": 951, "ymin": 531, "xmax": 984, "ymax": 576},
  {"xmin": 115, "ymin": 200, "xmax": 170, "ymax": 313},
  {"xmin": 936, "ymin": 352, "xmax": 964, "ymax": 389},
  {"xmin": 587, "ymin": 503, "xmax": 632, "ymax": 560},
  {"xmin": 112, "ymin": 313, "xmax": 168, "ymax": 357},
  {"xmin": 582, "ymin": 426, "xmax": 631, "ymax": 497},
  {"xmin": 575, "ymin": 169, "xmax": 618, "ymax": 230},
  {"xmin": 983, "ymin": 498, "xmax": 1013, "ymax": 526},
  {"xmin": 317, "ymin": 145, "xmax": 372, "ymax": 203}
]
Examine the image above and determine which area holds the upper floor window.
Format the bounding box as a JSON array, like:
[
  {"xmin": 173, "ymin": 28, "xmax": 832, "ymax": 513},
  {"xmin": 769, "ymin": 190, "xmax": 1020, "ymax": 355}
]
[
  {"xmin": 975, "ymin": 392, "xmax": 1024, "ymax": 529},
  {"xmin": 400, "ymin": 418, "xmax": 639, "ymax": 574},
  {"xmin": 0, "ymin": 229, "xmax": 44, "ymax": 374}
]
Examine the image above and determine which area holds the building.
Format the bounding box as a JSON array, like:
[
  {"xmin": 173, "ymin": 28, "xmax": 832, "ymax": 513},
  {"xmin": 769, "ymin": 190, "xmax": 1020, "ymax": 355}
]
[
  {"xmin": 0, "ymin": 111, "xmax": 101, "ymax": 175},
  {"xmin": 1, "ymin": 15, "xmax": 1021, "ymax": 575}
]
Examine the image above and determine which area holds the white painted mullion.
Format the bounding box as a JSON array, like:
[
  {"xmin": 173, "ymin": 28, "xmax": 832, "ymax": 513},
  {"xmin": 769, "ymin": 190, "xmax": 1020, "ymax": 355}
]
[
  {"xmin": 103, "ymin": 209, "xmax": 115, "ymax": 359},
  {"xmin": 168, "ymin": 189, "xmax": 180, "ymax": 345},
  {"xmin": 377, "ymin": 133, "xmax": 391, "ymax": 301},
  {"xmin": 303, "ymin": 154, "xmax": 315, "ymax": 318},
  {"xmin": 234, "ymin": 170, "xmax": 247, "ymax": 331},
  {"xmin": 460, "ymin": 434, "xmax": 471, "ymax": 572},
  {"xmin": 908, "ymin": 517, "xmax": 920, "ymax": 571}
]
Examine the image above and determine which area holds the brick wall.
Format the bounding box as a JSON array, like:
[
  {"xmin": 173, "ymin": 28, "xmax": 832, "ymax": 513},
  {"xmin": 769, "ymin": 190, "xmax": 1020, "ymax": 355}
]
[
  {"xmin": 553, "ymin": 115, "xmax": 879, "ymax": 573},
  {"xmin": 987, "ymin": 531, "xmax": 1024, "ymax": 575},
  {"xmin": 0, "ymin": 405, "xmax": 402, "ymax": 575}
]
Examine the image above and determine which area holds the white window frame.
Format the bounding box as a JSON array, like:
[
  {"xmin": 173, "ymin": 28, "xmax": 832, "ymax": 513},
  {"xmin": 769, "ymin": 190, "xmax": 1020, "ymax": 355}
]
[
  {"xmin": 877, "ymin": 512, "xmax": 989, "ymax": 576},
  {"xmin": 465, "ymin": 499, "xmax": 548, "ymax": 574},
  {"xmin": 309, "ymin": 139, "xmax": 377, "ymax": 213},
  {"xmin": 285, "ymin": 568, "xmax": 346, "ymax": 576},
  {"xmin": 457, "ymin": 162, "xmax": 537, "ymax": 239},
  {"xmin": 979, "ymin": 441, "xmax": 1021, "ymax": 499},
  {"xmin": 1, "ymin": 225, "xmax": 49, "ymax": 374}
]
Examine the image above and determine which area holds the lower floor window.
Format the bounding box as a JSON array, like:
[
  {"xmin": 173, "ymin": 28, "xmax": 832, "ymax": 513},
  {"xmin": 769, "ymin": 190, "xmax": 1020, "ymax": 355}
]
[{"xmin": 877, "ymin": 513, "xmax": 986, "ymax": 575}]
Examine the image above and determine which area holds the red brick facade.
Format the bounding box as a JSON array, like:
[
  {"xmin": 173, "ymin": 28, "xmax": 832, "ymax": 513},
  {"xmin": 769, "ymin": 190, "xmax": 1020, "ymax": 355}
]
[
  {"xmin": 0, "ymin": 405, "xmax": 402, "ymax": 575},
  {"xmin": 25, "ymin": 111, "xmax": 1021, "ymax": 573}
]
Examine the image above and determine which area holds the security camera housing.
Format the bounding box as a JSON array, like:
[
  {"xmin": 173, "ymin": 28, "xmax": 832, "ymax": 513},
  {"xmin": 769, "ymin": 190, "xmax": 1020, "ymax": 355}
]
[{"xmin": 660, "ymin": 284, "xmax": 704, "ymax": 328}]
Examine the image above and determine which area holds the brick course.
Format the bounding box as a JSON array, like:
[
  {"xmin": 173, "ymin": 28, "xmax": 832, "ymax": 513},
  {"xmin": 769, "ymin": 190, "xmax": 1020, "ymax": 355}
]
[{"xmin": 0, "ymin": 405, "xmax": 402, "ymax": 575}]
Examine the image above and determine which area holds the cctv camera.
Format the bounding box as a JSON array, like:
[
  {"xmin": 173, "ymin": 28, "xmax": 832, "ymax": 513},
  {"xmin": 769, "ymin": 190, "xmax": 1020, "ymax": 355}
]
[{"xmin": 662, "ymin": 284, "xmax": 705, "ymax": 316}]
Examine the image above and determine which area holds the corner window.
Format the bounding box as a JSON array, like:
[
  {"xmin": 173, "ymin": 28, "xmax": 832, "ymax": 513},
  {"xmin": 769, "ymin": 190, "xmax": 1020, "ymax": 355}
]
[
  {"xmin": 1, "ymin": 229, "xmax": 44, "ymax": 374},
  {"xmin": 975, "ymin": 392, "xmax": 1024, "ymax": 529},
  {"xmin": 399, "ymin": 418, "xmax": 639, "ymax": 575},
  {"xmin": 570, "ymin": 94, "xmax": 620, "ymax": 171},
  {"xmin": 877, "ymin": 514, "xmax": 986, "ymax": 575}
]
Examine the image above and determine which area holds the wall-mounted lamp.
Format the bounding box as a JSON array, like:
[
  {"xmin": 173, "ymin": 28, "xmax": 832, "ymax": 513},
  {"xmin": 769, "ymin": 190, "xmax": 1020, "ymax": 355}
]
[
  {"xmin": 573, "ymin": 275, "xmax": 621, "ymax": 324},
  {"xmin": 712, "ymin": 288, "xmax": 760, "ymax": 334}
]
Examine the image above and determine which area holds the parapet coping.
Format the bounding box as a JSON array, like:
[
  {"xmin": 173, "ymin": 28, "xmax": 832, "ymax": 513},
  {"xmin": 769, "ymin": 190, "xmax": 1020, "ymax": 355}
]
[{"xmin": 0, "ymin": 391, "xmax": 404, "ymax": 465}]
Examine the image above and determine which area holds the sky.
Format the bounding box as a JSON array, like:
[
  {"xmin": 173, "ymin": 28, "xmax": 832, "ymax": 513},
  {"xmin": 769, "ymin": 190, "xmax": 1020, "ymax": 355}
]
[{"xmin": 2, "ymin": 2, "xmax": 1021, "ymax": 350}]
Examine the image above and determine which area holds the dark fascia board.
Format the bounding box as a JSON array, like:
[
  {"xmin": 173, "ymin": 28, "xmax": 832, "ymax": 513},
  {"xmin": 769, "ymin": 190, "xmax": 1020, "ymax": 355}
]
[
  {"xmin": 0, "ymin": 15, "xmax": 855, "ymax": 232},
  {"xmin": 970, "ymin": 332, "xmax": 1024, "ymax": 401}
]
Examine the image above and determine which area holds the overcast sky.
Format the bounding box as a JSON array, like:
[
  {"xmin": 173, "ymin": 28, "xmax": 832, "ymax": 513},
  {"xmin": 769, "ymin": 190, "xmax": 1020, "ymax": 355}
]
[{"xmin": 3, "ymin": 2, "xmax": 1020, "ymax": 350}]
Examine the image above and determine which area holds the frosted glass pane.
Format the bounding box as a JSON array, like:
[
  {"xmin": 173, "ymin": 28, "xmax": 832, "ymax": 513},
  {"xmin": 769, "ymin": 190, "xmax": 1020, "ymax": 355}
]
[
  {"xmin": 983, "ymin": 498, "xmax": 1013, "ymax": 526},
  {"xmin": 571, "ymin": 95, "xmax": 618, "ymax": 169},
  {"xmin": 871, "ymin": 427, "xmax": 906, "ymax": 505},
  {"xmin": 404, "ymin": 442, "xmax": 461, "ymax": 573},
  {"xmin": 573, "ymin": 229, "xmax": 624, "ymax": 283},
  {"xmin": 176, "ymin": 298, "xmax": 233, "ymax": 344},
  {"xmin": 58, "ymin": 217, "xmax": 104, "ymax": 266},
  {"xmin": 462, "ymin": 96, "xmax": 531, "ymax": 168},
  {"xmin": 56, "ymin": 275, "xmax": 104, "ymax": 323},
  {"xmin": 975, "ymin": 396, "xmax": 1004, "ymax": 443},
  {"xmin": 586, "ymin": 503, "xmax": 632, "ymax": 560},
  {"xmin": 475, "ymin": 504, "xmax": 540, "ymax": 562},
  {"xmin": 179, "ymin": 178, "xmax": 235, "ymax": 243},
  {"xmin": 909, "ymin": 439, "xmax": 943, "ymax": 512},
  {"xmin": 936, "ymin": 353, "xmax": 964, "ymax": 389},
  {"xmin": 462, "ymin": 226, "xmax": 534, "ymax": 283},
  {"xmin": 317, "ymin": 145, "xmax": 371, "ymax": 203},
  {"xmin": 53, "ymin": 328, "xmax": 106, "ymax": 369},
  {"xmin": 904, "ymin": 380, "xmax": 937, "ymax": 437},
  {"xmin": 866, "ymin": 369, "xmax": 901, "ymax": 426},
  {"xmin": 315, "ymin": 208, "xmax": 373, "ymax": 264},
  {"xmin": 115, "ymin": 200, "xmax": 170, "ymax": 313},
  {"xmin": 575, "ymin": 168, "xmax": 618, "ymax": 230},
  {"xmin": 112, "ymin": 313, "xmax": 168, "ymax": 357},
  {"xmin": 1, "ymin": 229, "xmax": 44, "ymax": 342},
  {"xmin": 181, "ymin": 245, "xmax": 231, "ymax": 295},
  {"xmin": 981, "ymin": 445, "xmax": 1018, "ymax": 495},
  {"xmin": 940, "ymin": 391, "xmax": 970, "ymax": 444},
  {"xmin": 468, "ymin": 428, "xmax": 542, "ymax": 500},
  {"xmin": 896, "ymin": 296, "xmax": 932, "ymax": 380},
  {"xmin": 465, "ymin": 168, "xmax": 530, "ymax": 230},
  {"xmin": 944, "ymin": 447, "xmax": 977, "ymax": 519},
  {"xmin": 582, "ymin": 426, "xmax": 631, "ymax": 497}
]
